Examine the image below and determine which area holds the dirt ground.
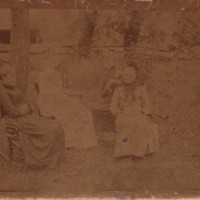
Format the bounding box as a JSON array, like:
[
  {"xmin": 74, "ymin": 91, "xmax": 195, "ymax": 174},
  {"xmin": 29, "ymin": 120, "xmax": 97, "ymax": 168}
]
[{"xmin": 0, "ymin": 128, "xmax": 199, "ymax": 193}]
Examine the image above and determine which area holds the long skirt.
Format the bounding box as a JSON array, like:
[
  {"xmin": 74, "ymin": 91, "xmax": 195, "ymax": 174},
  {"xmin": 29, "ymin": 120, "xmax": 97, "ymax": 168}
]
[
  {"xmin": 115, "ymin": 111, "xmax": 159, "ymax": 158},
  {"xmin": 5, "ymin": 114, "xmax": 65, "ymax": 168}
]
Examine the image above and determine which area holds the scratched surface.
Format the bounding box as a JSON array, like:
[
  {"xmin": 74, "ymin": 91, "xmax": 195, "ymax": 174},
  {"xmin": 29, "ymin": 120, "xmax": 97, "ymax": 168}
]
[
  {"xmin": 0, "ymin": 0, "xmax": 199, "ymax": 10},
  {"xmin": 0, "ymin": 3, "xmax": 200, "ymax": 199}
]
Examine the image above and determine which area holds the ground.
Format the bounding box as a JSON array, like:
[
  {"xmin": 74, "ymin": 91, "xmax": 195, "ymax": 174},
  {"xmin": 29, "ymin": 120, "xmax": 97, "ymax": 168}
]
[{"xmin": 0, "ymin": 129, "xmax": 199, "ymax": 194}]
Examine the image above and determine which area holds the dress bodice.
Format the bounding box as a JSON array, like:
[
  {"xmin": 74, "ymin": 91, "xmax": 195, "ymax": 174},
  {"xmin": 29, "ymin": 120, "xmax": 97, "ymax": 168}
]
[
  {"xmin": 0, "ymin": 85, "xmax": 26, "ymax": 118},
  {"xmin": 110, "ymin": 84, "xmax": 152, "ymax": 116}
]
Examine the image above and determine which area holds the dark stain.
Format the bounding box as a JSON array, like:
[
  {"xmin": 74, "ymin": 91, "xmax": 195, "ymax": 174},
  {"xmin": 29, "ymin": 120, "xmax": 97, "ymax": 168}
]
[{"xmin": 122, "ymin": 137, "xmax": 129, "ymax": 143}]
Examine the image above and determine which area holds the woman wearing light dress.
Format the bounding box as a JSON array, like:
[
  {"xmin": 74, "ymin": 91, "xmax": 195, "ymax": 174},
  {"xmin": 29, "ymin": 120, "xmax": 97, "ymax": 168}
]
[{"xmin": 110, "ymin": 65, "xmax": 159, "ymax": 159}]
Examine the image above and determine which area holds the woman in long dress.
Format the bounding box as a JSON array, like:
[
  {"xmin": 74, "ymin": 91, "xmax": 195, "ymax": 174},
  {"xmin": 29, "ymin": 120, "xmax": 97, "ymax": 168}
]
[
  {"xmin": 110, "ymin": 66, "xmax": 159, "ymax": 159},
  {"xmin": 0, "ymin": 66, "xmax": 65, "ymax": 168}
]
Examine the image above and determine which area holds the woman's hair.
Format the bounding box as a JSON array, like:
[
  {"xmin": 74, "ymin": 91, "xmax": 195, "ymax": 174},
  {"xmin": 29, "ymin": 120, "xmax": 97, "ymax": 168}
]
[{"xmin": 127, "ymin": 62, "xmax": 139, "ymax": 73}]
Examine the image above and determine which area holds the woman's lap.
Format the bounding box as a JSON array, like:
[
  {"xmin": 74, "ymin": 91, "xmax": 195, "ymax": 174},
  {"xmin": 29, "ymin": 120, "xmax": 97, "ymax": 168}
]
[
  {"xmin": 12, "ymin": 114, "xmax": 65, "ymax": 166},
  {"xmin": 115, "ymin": 113, "xmax": 159, "ymax": 157}
]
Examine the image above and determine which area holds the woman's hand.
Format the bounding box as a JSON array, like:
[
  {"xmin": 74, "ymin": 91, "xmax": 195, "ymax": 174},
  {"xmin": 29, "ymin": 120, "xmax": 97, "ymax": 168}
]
[
  {"xmin": 18, "ymin": 104, "xmax": 29, "ymax": 115},
  {"xmin": 104, "ymin": 80, "xmax": 117, "ymax": 93},
  {"xmin": 26, "ymin": 105, "xmax": 34, "ymax": 114},
  {"xmin": 19, "ymin": 104, "xmax": 34, "ymax": 115}
]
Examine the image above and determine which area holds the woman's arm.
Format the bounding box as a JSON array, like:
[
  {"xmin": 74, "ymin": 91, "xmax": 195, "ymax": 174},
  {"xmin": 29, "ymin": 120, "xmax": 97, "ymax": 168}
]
[
  {"xmin": 101, "ymin": 79, "xmax": 116, "ymax": 96},
  {"xmin": 137, "ymin": 86, "xmax": 152, "ymax": 115},
  {"xmin": 0, "ymin": 88, "xmax": 27, "ymax": 118},
  {"xmin": 110, "ymin": 87, "xmax": 121, "ymax": 116}
]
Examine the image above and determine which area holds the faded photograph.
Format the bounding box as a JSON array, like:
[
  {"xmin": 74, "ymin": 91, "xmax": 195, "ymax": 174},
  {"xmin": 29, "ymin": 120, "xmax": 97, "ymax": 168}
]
[{"xmin": 0, "ymin": 4, "xmax": 200, "ymax": 195}]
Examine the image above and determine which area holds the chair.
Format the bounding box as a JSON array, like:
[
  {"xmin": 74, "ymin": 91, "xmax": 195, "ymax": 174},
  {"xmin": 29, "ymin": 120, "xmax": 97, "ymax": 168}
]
[
  {"xmin": 6, "ymin": 127, "xmax": 25, "ymax": 163},
  {"xmin": 92, "ymin": 109, "xmax": 116, "ymax": 133},
  {"xmin": 0, "ymin": 106, "xmax": 25, "ymax": 164}
]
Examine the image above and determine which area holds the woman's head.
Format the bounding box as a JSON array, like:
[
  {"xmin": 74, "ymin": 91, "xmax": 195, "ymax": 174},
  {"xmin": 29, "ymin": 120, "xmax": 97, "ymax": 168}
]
[
  {"xmin": 121, "ymin": 64, "xmax": 138, "ymax": 85},
  {"xmin": 0, "ymin": 66, "xmax": 17, "ymax": 88}
]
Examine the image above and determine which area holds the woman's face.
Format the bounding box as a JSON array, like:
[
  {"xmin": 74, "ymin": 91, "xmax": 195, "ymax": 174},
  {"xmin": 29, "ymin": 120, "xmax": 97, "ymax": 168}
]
[
  {"xmin": 2, "ymin": 71, "xmax": 17, "ymax": 88},
  {"xmin": 122, "ymin": 67, "xmax": 137, "ymax": 84}
]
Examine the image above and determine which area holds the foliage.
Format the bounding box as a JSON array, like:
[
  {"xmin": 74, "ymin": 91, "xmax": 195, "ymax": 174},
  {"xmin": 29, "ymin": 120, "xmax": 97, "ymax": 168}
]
[
  {"xmin": 174, "ymin": 11, "xmax": 200, "ymax": 49},
  {"xmin": 78, "ymin": 10, "xmax": 98, "ymax": 57}
]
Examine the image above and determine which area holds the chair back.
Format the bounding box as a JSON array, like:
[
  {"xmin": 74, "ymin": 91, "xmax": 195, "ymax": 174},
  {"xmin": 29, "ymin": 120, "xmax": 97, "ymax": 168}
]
[
  {"xmin": 0, "ymin": 106, "xmax": 10, "ymax": 160},
  {"xmin": 0, "ymin": 106, "xmax": 2, "ymax": 118}
]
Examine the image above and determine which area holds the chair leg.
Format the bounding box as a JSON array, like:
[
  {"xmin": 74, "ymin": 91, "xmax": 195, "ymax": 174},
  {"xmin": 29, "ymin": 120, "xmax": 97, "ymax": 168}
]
[{"xmin": 8, "ymin": 138, "xmax": 13, "ymax": 161}]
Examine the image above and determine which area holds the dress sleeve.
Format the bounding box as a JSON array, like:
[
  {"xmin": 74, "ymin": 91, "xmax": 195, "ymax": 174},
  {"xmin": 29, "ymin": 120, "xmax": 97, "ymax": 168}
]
[
  {"xmin": 0, "ymin": 87, "xmax": 21, "ymax": 118},
  {"xmin": 110, "ymin": 86, "xmax": 121, "ymax": 116}
]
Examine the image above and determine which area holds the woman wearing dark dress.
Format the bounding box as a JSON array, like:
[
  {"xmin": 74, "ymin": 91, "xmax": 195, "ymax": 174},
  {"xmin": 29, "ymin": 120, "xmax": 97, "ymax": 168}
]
[{"xmin": 0, "ymin": 66, "xmax": 65, "ymax": 169}]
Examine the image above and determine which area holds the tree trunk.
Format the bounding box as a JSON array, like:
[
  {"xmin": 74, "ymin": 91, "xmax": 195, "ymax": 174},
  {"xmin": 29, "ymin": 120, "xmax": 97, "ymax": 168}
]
[
  {"xmin": 10, "ymin": 8, "xmax": 30, "ymax": 94},
  {"xmin": 78, "ymin": 10, "xmax": 98, "ymax": 57}
]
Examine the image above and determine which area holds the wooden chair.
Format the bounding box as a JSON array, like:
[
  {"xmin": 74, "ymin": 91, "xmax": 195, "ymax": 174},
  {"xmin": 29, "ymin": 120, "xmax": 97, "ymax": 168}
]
[
  {"xmin": 0, "ymin": 104, "xmax": 24, "ymax": 164},
  {"xmin": 92, "ymin": 109, "xmax": 116, "ymax": 133},
  {"xmin": 6, "ymin": 126, "xmax": 25, "ymax": 163}
]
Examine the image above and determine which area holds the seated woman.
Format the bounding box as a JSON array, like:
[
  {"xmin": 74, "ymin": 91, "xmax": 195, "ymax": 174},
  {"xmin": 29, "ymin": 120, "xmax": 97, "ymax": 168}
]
[
  {"xmin": 0, "ymin": 65, "xmax": 65, "ymax": 169},
  {"xmin": 110, "ymin": 65, "xmax": 159, "ymax": 160}
]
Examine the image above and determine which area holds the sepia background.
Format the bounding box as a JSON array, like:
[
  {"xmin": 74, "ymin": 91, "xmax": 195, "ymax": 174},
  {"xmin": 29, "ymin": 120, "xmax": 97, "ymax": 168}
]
[{"xmin": 0, "ymin": 8, "xmax": 200, "ymax": 193}]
